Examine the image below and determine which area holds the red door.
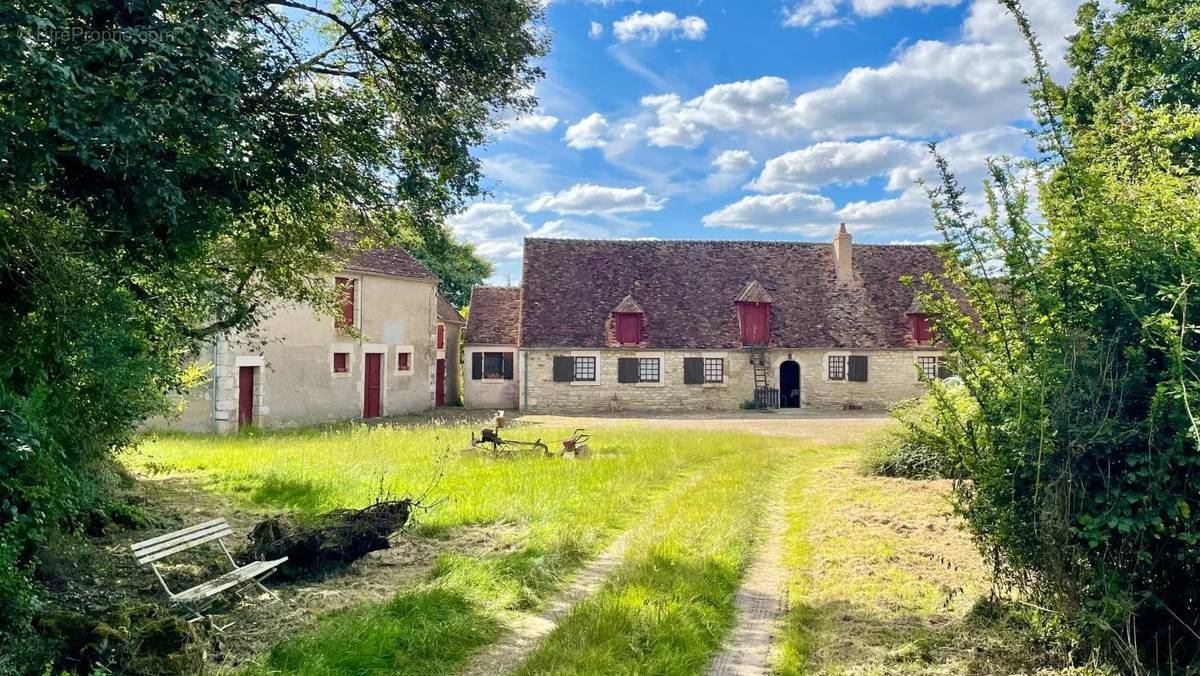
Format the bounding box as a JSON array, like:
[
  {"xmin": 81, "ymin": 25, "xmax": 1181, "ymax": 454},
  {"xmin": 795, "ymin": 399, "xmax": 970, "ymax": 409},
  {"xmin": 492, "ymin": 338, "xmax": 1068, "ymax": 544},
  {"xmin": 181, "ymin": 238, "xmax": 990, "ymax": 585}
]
[
  {"xmin": 238, "ymin": 366, "xmax": 255, "ymax": 428},
  {"xmin": 435, "ymin": 358, "xmax": 446, "ymax": 406},
  {"xmin": 738, "ymin": 302, "xmax": 770, "ymax": 345},
  {"xmin": 363, "ymin": 353, "xmax": 382, "ymax": 418}
]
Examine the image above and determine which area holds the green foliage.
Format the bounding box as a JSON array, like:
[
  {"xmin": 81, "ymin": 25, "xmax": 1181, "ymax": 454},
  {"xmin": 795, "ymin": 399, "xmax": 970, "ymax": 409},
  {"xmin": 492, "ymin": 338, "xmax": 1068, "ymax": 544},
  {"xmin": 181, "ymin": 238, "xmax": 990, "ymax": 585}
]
[
  {"xmin": 915, "ymin": 2, "xmax": 1200, "ymax": 670},
  {"xmin": 0, "ymin": 0, "xmax": 545, "ymax": 665},
  {"xmin": 863, "ymin": 387, "xmax": 977, "ymax": 480}
]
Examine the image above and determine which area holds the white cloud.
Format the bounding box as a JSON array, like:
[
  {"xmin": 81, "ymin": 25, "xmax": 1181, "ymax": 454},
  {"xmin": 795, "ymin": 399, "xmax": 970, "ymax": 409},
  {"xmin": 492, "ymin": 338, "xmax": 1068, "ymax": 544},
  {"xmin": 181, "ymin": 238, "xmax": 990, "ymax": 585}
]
[
  {"xmin": 750, "ymin": 138, "xmax": 924, "ymax": 192},
  {"xmin": 527, "ymin": 184, "xmax": 666, "ymax": 215},
  {"xmin": 588, "ymin": 21, "xmax": 604, "ymax": 39},
  {"xmin": 644, "ymin": 77, "xmax": 793, "ymax": 148},
  {"xmin": 790, "ymin": 40, "xmax": 1030, "ymax": 138},
  {"xmin": 480, "ymin": 154, "xmax": 555, "ymax": 193},
  {"xmin": 446, "ymin": 203, "xmax": 535, "ymax": 261},
  {"xmin": 613, "ymin": 11, "xmax": 707, "ymax": 43},
  {"xmin": 701, "ymin": 192, "xmax": 837, "ymax": 234},
  {"xmin": 712, "ymin": 149, "xmax": 757, "ymax": 174},
  {"xmin": 504, "ymin": 113, "xmax": 559, "ymax": 134},
  {"xmin": 784, "ymin": 0, "xmax": 962, "ymax": 30},
  {"xmin": 564, "ymin": 113, "xmax": 610, "ymax": 149}
]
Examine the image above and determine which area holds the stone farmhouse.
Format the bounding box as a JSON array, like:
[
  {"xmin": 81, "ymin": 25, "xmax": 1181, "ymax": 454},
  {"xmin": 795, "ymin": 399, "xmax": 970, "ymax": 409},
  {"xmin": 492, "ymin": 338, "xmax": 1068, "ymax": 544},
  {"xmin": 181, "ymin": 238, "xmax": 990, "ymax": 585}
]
[
  {"xmin": 464, "ymin": 224, "xmax": 949, "ymax": 413},
  {"xmin": 154, "ymin": 245, "xmax": 463, "ymax": 433}
]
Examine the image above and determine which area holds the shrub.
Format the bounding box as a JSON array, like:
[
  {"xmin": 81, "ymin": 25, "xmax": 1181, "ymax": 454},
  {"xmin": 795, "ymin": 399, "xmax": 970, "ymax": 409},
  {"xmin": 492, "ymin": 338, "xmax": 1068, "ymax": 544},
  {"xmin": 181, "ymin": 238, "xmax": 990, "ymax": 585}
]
[
  {"xmin": 863, "ymin": 386, "xmax": 976, "ymax": 480},
  {"xmin": 913, "ymin": 2, "xmax": 1200, "ymax": 670}
]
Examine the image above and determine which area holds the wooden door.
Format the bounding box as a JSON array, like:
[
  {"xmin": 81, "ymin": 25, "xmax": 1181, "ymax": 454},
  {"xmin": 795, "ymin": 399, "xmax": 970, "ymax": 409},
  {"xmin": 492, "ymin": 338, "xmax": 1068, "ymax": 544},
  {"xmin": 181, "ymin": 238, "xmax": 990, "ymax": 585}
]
[
  {"xmin": 363, "ymin": 353, "xmax": 382, "ymax": 418},
  {"xmin": 238, "ymin": 366, "xmax": 255, "ymax": 427},
  {"xmin": 435, "ymin": 358, "xmax": 446, "ymax": 406}
]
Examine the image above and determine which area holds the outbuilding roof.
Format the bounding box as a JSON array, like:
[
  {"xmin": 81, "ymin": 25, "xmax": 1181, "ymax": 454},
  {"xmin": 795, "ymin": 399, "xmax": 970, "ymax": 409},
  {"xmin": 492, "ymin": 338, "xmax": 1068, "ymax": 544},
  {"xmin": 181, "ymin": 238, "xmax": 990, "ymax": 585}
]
[
  {"xmin": 465, "ymin": 286, "xmax": 522, "ymax": 345},
  {"xmin": 519, "ymin": 238, "xmax": 946, "ymax": 349},
  {"xmin": 437, "ymin": 295, "xmax": 465, "ymax": 324}
]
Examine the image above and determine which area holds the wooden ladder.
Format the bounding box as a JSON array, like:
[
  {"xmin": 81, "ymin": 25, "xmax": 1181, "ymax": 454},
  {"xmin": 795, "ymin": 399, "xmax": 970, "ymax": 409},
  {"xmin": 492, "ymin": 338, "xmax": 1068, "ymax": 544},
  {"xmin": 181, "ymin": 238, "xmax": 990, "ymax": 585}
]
[{"xmin": 749, "ymin": 348, "xmax": 769, "ymax": 390}]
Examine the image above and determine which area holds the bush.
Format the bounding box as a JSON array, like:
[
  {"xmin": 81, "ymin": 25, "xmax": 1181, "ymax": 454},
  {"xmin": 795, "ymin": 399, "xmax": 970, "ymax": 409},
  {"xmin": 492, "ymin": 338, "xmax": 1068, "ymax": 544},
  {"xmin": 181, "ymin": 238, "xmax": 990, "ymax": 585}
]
[
  {"xmin": 862, "ymin": 386, "xmax": 976, "ymax": 480},
  {"xmin": 912, "ymin": 2, "xmax": 1200, "ymax": 669}
]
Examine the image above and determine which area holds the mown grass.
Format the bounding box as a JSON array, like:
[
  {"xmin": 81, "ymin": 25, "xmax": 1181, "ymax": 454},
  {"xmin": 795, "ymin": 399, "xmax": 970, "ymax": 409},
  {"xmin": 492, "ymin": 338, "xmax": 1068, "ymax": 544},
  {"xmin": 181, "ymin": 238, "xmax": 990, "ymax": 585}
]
[
  {"xmin": 126, "ymin": 423, "xmax": 786, "ymax": 674},
  {"xmin": 775, "ymin": 447, "xmax": 1076, "ymax": 675},
  {"xmin": 514, "ymin": 443, "xmax": 793, "ymax": 675}
]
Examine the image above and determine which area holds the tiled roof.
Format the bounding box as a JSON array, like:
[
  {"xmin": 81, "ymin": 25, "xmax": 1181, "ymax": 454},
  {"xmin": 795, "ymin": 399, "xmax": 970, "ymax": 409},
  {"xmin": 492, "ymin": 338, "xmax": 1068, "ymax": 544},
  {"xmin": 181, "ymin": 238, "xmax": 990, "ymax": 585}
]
[
  {"xmin": 465, "ymin": 286, "xmax": 521, "ymax": 345},
  {"xmin": 519, "ymin": 238, "xmax": 947, "ymax": 349},
  {"xmin": 437, "ymin": 295, "xmax": 465, "ymax": 324},
  {"xmin": 335, "ymin": 233, "xmax": 438, "ymax": 281}
]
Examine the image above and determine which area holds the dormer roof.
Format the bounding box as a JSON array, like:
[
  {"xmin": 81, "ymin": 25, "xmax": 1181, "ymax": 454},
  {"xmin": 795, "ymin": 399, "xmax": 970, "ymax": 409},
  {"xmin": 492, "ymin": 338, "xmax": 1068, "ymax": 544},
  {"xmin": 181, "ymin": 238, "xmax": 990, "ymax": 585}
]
[
  {"xmin": 736, "ymin": 280, "xmax": 774, "ymax": 304},
  {"xmin": 612, "ymin": 295, "xmax": 645, "ymax": 314}
]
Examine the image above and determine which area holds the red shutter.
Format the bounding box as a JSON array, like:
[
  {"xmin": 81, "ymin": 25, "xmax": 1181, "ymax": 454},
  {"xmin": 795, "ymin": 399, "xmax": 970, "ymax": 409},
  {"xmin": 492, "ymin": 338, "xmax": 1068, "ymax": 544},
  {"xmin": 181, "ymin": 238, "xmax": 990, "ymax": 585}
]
[
  {"xmin": 398, "ymin": 352, "xmax": 410, "ymax": 371},
  {"xmin": 910, "ymin": 313, "xmax": 932, "ymax": 342},
  {"xmin": 737, "ymin": 302, "xmax": 770, "ymax": 345},
  {"xmin": 335, "ymin": 277, "xmax": 355, "ymax": 328},
  {"xmin": 437, "ymin": 324, "xmax": 445, "ymax": 349},
  {"xmin": 615, "ymin": 313, "xmax": 642, "ymax": 344}
]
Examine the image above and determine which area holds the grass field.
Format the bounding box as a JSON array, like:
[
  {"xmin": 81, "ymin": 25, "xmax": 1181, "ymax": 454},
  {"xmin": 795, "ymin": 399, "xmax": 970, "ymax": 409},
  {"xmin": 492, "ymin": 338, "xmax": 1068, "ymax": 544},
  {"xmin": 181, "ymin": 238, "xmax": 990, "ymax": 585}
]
[{"xmin": 123, "ymin": 416, "xmax": 1064, "ymax": 675}]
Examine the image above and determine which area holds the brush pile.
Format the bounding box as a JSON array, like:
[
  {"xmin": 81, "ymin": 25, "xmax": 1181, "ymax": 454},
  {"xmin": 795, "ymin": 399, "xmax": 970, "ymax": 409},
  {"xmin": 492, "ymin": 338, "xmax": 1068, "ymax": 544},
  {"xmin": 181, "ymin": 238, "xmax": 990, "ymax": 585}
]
[{"xmin": 241, "ymin": 499, "xmax": 414, "ymax": 579}]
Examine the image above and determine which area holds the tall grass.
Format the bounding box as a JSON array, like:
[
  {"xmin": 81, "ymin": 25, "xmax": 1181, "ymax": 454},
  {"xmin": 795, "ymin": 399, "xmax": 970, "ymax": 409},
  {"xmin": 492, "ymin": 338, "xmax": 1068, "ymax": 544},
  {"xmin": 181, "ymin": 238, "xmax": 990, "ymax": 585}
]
[
  {"xmin": 128, "ymin": 423, "xmax": 783, "ymax": 674},
  {"xmin": 514, "ymin": 444, "xmax": 792, "ymax": 675}
]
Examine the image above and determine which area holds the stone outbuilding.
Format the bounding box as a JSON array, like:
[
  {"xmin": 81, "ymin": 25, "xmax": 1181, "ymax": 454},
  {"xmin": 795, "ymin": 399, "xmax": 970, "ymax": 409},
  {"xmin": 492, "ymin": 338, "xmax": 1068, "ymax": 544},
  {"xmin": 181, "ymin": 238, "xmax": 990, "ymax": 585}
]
[
  {"xmin": 152, "ymin": 244, "xmax": 453, "ymax": 432},
  {"xmin": 462, "ymin": 285, "xmax": 522, "ymax": 410},
  {"xmin": 468, "ymin": 224, "xmax": 951, "ymax": 413}
]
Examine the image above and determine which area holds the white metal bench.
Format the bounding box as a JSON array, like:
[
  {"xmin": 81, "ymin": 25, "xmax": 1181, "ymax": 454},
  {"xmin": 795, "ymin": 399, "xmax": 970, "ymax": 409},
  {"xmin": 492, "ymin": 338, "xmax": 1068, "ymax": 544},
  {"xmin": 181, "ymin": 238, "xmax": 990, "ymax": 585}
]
[{"xmin": 131, "ymin": 518, "xmax": 287, "ymax": 627}]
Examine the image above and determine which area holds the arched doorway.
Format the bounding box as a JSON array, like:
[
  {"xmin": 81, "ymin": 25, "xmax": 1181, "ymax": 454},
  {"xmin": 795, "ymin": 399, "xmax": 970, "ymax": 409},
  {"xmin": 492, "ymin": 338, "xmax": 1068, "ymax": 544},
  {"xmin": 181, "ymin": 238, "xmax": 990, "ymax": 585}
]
[{"xmin": 779, "ymin": 360, "xmax": 801, "ymax": 408}]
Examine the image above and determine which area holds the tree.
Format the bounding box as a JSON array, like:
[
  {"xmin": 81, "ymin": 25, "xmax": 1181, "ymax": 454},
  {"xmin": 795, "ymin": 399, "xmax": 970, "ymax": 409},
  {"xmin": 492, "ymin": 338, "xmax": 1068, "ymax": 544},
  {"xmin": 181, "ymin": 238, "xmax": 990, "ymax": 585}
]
[
  {"xmin": 0, "ymin": 0, "xmax": 545, "ymax": 662},
  {"xmin": 916, "ymin": 1, "xmax": 1200, "ymax": 671}
]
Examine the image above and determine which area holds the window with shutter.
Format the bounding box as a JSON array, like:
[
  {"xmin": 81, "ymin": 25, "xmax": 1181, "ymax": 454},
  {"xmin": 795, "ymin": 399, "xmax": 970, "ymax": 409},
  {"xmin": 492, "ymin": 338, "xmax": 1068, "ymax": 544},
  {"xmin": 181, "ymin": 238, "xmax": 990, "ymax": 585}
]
[
  {"xmin": 333, "ymin": 352, "xmax": 349, "ymax": 373},
  {"xmin": 483, "ymin": 352, "xmax": 506, "ymax": 379},
  {"xmin": 637, "ymin": 358, "xmax": 660, "ymax": 383},
  {"xmin": 683, "ymin": 357, "xmax": 704, "ymax": 384},
  {"xmin": 910, "ymin": 313, "xmax": 932, "ymax": 342},
  {"xmin": 397, "ymin": 352, "xmax": 410, "ymax": 371},
  {"xmin": 848, "ymin": 355, "xmax": 869, "ymax": 382},
  {"xmin": 617, "ymin": 358, "xmax": 639, "ymax": 383},
  {"xmin": 335, "ymin": 277, "xmax": 355, "ymax": 329},
  {"xmin": 573, "ymin": 356, "xmax": 596, "ymax": 381},
  {"xmin": 553, "ymin": 356, "xmax": 575, "ymax": 382}
]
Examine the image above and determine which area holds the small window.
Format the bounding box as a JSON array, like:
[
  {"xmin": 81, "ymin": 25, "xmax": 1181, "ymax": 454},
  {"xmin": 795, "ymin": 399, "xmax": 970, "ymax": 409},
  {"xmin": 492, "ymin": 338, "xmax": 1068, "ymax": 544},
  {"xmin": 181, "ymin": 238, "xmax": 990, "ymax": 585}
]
[
  {"xmin": 828, "ymin": 355, "xmax": 846, "ymax": 381},
  {"xmin": 574, "ymin": 356, "xmax": 596, "ymax": 382},
  {"xmin": 483, "ymin": 352, "xmax": 505, "ymax": 379},
  {"xmin": 436, "ymin": 324, "xmax": 445, "ymax": 350},
  {"xmin": 333, "ymin": 352, "xmax": 349, "ymax": 373},
  {"xmin": 917, "ymin": 356, "xmax": 946, "ymax": 380},
  {"xmin": 638, "ymin": 357, "xmax": 660, "ymax": 383},
  {"xmin": 398, "ymin": 352, "xmax": 410, "ymax": 371},
  {"xmin": 703, "ymin": 358, "xmax": 724, "ymax": 383}
]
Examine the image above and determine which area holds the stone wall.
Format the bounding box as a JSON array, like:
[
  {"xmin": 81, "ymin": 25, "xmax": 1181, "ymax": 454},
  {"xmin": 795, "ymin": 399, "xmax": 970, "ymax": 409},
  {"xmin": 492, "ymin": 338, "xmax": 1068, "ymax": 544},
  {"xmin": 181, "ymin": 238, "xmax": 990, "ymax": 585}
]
[{"xmin": 518, "ymin": 347, "xmax": 942, "ymax": 413}]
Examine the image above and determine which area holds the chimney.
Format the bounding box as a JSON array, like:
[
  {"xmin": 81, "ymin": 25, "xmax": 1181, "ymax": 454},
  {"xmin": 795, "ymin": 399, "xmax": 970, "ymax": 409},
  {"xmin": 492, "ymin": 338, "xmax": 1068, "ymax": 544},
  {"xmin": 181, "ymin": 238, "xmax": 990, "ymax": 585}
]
[{"xmin": 833, "ymin": 222, "xmax": 853, "ymax": 282}]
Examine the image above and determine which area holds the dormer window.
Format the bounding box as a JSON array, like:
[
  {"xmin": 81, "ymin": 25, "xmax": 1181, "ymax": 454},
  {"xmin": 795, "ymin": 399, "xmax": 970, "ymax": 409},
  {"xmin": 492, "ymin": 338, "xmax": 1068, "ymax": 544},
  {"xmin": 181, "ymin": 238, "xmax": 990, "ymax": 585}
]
[
  {"xmin": 906, "ymin": 298, "xmax": 932, "ymax": 344},
  {"xmin": 736, "ymin": 281, "xmax": 773, "ymax": 346},
  {"xmin": 611, "ymin": 295, "xmax": 645, "ymax": 346}
]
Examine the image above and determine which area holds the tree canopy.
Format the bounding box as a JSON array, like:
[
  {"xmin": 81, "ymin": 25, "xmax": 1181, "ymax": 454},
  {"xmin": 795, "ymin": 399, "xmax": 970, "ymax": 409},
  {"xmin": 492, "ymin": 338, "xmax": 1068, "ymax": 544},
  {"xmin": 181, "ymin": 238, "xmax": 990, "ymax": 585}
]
[{"xmin": 0, "ymin": 0, "xmax": 544, "ymax": 664}]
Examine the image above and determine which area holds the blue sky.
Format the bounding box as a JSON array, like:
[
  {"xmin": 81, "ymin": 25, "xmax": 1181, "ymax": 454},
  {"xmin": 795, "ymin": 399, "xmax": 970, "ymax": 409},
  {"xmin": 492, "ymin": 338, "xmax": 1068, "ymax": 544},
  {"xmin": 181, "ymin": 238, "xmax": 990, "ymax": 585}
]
[{"xmin": 449, "ymin": 0, "xmax": 1092, "ymax": 284}]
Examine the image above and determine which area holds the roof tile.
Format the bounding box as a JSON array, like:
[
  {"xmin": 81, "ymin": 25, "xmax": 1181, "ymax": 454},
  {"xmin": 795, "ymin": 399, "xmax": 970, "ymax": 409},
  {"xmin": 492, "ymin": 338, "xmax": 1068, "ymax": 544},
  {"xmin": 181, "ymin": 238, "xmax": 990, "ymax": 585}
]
[
  {"xmin": 519, "ymin": 238, "xmax": 946, "ymax": 349},
  {"xmin": 465, "ymin": 286, "xmax": 521, "ymax": 345}
]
